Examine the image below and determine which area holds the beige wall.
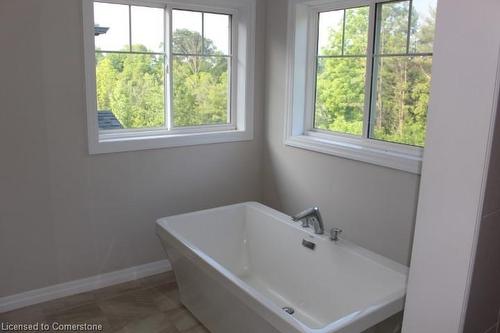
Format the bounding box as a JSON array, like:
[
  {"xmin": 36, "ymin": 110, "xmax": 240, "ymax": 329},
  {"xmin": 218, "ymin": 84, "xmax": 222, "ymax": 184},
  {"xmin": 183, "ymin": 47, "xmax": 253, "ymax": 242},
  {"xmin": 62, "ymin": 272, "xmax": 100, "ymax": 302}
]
[
  {"xmin": 263, "ymin": 0, "xmax": 420, "ymax": 265},
  {"xmin": 0, "ymin": 0, "xmax": 266, "ymax": 297},
  {"xmin": 0, "ymin": 0, "xmax": 422, "ymax": 299}
]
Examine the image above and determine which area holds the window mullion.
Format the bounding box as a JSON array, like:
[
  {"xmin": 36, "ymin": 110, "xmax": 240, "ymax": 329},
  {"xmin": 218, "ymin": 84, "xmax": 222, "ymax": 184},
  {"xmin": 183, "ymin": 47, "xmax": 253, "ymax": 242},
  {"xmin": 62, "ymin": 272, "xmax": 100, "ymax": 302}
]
[
  {"xmin": 406, "ymin": 0, "xmax": 413, "ymax": 54},
  {"xmin": 341, "ymin": 9, "xmax": 346, "ymax": 56},
  {"xmin": 201, "ymin": 12, "xmax": 205, "ymax": 55},
  {"xmin": 128, "ymin": 5, "xmax": 132, "ymax": 52},
  {"xmin": 362, "ymin": 3, "xmax": 377, "ymax": 139},
  {"xmin": 307, "ymin": 10, "xmax": 320, "ymax": 132},
  {"xmin": 165, "ymin": 6, "xmax": 173, "ymax": 130},
  {"xmin": 227, "ymin": 14, "xmax": 233, "ymax": 125}
]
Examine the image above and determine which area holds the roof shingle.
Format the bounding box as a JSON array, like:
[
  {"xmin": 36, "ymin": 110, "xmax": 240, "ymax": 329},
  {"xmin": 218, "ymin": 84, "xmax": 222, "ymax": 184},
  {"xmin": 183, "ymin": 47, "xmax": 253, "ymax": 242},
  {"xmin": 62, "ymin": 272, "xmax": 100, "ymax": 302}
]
[{"xmin": 98, "ymin": 110, "xmax": 123, "ymax": 130}]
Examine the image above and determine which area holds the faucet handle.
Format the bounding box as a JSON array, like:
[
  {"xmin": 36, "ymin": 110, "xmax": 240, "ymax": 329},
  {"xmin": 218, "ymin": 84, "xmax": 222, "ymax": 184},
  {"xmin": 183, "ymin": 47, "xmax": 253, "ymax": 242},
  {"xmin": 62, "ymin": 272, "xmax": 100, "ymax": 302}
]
[{"xmin": 330, "ymin": 227, "xmax": 343, "ymax": 241}]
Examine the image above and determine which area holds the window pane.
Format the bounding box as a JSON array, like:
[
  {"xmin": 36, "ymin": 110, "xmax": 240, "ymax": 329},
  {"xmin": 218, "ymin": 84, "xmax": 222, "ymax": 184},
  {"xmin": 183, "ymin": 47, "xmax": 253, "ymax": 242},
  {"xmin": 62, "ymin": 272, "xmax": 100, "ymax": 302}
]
[
  {"xmin": 94, "ymin": 2, "xmax": 130, "ymax": 52},
  {"xmin": 131, "ymin": 6, "xmax": 164, "ymax": 53},
  {"xmin": 172, "ymin": 10, "xmax": 202, "ymax": 54},
  {"xmin": 204, "ymin": 13, "xmax": 230, "ymax": 55},
  {"xmin": 95, "ymin": 53, "xmax": 165, "ymax": 129},
  {"xmin": 172, "ymin": 56, "xmax": 229, "ymax": 127},
  {"xmin": 409, "ymin": 0, "xmax": 437, "ymax": 53},
  {"xmin": 344, "ymin": 7, "xmax": 369, "ymax": 55},
  {"xmin": 317, "ymin": 10, "xmax": 344, "ymax": 56},
  {"xmin": 314, "ymin": 57, "xmax": 366, "ymax": 135},
  {"xmin": 376, "ymin": 1, "xmax": 410, "ymax": 55},
  {"xmin": 370, "ymin": 56, "xmax": 432, "ymax": 146}
]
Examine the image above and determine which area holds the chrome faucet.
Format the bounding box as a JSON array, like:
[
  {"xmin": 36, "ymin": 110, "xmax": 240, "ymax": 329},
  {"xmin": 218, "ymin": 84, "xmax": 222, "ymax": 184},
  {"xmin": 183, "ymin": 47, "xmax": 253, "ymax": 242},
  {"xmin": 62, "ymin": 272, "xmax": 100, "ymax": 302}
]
[{"xmin": 292, "ymin": 207, "xmax": 324, "ymax": 234}]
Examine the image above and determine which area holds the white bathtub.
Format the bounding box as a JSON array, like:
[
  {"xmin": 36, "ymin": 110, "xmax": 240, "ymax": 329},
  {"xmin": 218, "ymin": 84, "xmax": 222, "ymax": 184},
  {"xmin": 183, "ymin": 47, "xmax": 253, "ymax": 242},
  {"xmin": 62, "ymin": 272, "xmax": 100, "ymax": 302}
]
[{"xmin": 156, "ymin": 202, "xmax": 408, "ymax": 333}]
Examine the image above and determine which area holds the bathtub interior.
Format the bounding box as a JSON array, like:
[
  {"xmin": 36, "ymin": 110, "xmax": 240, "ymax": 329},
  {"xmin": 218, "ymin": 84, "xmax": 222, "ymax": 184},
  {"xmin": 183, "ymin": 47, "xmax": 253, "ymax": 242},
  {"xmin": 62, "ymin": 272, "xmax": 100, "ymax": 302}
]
[
  {"xmin": 159, "ymin": 203, "xmax": 407, "ymax": 330},
  {"xmin": 161, "ymin": 204, "xmax": 251, "ymax": 275}
]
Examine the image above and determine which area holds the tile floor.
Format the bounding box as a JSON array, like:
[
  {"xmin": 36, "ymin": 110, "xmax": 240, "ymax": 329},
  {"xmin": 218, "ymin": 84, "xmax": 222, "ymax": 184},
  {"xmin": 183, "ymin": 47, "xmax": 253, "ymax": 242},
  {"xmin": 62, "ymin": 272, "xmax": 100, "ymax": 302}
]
[{"xmin": 0, "ymin": 272, "xmax": 209, "ymax": 333}]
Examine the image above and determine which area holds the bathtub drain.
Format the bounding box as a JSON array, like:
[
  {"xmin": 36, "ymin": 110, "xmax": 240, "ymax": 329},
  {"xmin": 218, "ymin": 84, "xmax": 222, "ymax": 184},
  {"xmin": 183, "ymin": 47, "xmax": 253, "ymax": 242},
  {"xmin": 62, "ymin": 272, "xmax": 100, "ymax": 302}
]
[{"xmin": 282, "ymin": 306, "xmax": 295, "ymax": 315}]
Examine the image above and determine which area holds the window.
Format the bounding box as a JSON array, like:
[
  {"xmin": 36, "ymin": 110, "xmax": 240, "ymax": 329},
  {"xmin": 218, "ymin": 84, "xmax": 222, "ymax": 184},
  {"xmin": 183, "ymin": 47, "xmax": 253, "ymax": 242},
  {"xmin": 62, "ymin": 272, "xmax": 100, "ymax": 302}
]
[
  {"xmin": 315, "ymin": 7, "xmax": 369, "ymax": 136},
  {"xmin": 171, "ymin": 10, "xmax": 232, "ymax": 127},
  {"xmin": 286, "ymin": 0, "xmax": 437, "ymax": 173},
  {"xmin": 94, "ymin": 3, "xmax": 166, "ymax": 130},
  {"xmin": 83, "ymin": 0, "xmax": 255, "ymax": 154}
]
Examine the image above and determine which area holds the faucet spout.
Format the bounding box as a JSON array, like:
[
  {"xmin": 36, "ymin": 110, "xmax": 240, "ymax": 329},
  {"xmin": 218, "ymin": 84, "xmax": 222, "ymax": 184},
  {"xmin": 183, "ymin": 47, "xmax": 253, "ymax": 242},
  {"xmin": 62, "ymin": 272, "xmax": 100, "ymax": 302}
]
[{"xmin": 292, "ymin": 207, "xmax": 324, "ymax": 235}]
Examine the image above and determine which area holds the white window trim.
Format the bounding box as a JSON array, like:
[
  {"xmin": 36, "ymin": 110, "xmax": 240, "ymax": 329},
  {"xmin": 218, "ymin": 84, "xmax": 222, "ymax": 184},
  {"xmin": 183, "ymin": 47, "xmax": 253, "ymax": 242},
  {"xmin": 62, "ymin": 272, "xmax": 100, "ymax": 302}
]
[
  {"xmin": 284, "ymin": 0, "xmax": 424, "ymax": 174},
  {"xmin": 82, "ymin": 0, "xmax": 255, "ymax": 154}
]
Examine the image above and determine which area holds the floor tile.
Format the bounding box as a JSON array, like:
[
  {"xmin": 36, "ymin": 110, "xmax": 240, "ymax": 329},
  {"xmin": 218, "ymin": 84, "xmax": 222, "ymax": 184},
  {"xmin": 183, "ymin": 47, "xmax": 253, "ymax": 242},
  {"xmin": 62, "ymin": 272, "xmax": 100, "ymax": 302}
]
[
  {"xmin": 0, "ymin": 273, "xmax": 209, "ymax": 333},
  {"xmin": 41, "ymin": 291, "xmax": 96, "ymax": 315},
  {"xmin": 0, "ymin": 304, "xmax": 46, "ymax": 324},
  {"xmin": 113, "ymin": 312, "xmax": 179, "ymax": 333},
  {"xmin": 154, "ymin": 280, "xmax": 178, "ymax": 295},
  {"xmin": 44, "ymin": 303, "xmax": 112, "ymax": 332},
  {"xmin": 165, "ymin": 308, "xmax": 200, "ymax": 332},
  {"xmin": 153, "ymin": 288, "xmax": 182, "ymax": 313},
  {"xmin": 183, "ymin": 324, "xmax": 210, "ymax": 333},
  {"xmin": 98, "ymin": 286, "xmax": 163, "ymax": 330}
]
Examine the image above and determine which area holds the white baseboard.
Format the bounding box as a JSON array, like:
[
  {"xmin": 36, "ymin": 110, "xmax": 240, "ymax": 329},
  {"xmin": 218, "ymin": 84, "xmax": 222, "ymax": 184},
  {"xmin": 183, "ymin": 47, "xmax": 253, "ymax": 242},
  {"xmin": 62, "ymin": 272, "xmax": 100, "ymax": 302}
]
[{"xmin": 0, "ymin": 259, "xmax": 171, "ymax": 313}]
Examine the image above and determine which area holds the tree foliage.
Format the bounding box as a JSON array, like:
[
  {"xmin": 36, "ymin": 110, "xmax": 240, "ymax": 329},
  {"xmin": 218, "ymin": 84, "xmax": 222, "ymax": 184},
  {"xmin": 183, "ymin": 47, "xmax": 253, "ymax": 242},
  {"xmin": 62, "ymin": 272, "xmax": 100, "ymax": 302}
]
[
  {"xmin": 95, "ymin": 3, "xmax": 434, "ymax": 146},
  {"xmin": 315, "ymin": 7, "xmax": 369, "ymax": 136},
  {"xmin": 96, "ymin": 45, "xmax": 164, "ymax": 128},
  {"xmin": 315, "ymin": 3, "xmax": 435, "ymax": 146},
  {"xmin": 172, "ymin": 29, "xmax": 229, "ymax": 127},
  {"xmin": 95, "ymin": 30, "xmax": 228, "ymax": 129}
]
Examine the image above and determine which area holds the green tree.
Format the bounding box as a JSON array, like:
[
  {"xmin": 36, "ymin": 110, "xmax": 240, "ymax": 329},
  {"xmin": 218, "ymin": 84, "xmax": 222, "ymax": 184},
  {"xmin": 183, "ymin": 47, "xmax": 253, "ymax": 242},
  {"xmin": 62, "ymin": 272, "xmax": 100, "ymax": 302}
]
[
  {"xmin": 172, "ymin": 29, "xmax": 229, "ymax": 127},
  {"xmin": 373, "ymin": 4, "xmax": 435, "ymax": 146},
  {"xmin": 315, "ymin": 7, "xmax": 369, "ymax": 135},
  {"xmin": 95, "ymin": 30, "xmax": 229, "ymax": 129},
  {"xmin": 96, "ymin": 45, "xmax": 164, "ymax": 128},
  {"xmin": 315, "ymin": 2, "xmax": 435, "ymax": 146}
]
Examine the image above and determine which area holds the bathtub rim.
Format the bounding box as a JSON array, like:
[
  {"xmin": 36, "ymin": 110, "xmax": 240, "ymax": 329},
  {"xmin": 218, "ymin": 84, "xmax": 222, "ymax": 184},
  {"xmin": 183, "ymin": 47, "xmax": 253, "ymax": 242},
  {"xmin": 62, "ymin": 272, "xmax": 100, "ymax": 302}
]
[{"xmin": 156, "ymin": 201, "xmax": 408, "ymax": 333}]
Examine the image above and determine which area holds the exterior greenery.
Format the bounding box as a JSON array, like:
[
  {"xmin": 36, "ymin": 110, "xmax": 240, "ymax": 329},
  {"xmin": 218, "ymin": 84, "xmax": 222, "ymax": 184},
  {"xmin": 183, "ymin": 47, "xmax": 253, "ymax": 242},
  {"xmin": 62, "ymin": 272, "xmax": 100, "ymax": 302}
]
[
  {"xmin": 95, "ymin": 0, "xmax": 434, "ymax": 147},
  {"xmin": 96, "ymin": 47, "xmax": 164, "ymax": 129},
  {"xmin": 95, "ymin": 30, "xmax": 229, "ymax": 129},
  {"xmin": 315, "ymin": 1, "xmax": 436, "ymax": 147},
  {"xmin": 172, "ymin": 30, "xmax": 229, "ymax": 127}
]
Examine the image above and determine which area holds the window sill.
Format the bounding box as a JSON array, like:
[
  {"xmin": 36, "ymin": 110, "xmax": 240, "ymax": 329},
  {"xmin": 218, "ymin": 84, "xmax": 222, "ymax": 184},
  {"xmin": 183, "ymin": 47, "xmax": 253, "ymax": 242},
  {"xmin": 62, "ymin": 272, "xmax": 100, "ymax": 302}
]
[
  {"xmin": 284, "ymin": 133, "xmax": 422, "ymax": 174},
  {"xmin": 89, "ymin": 129, "xmax": 253, "ymax": 154}
]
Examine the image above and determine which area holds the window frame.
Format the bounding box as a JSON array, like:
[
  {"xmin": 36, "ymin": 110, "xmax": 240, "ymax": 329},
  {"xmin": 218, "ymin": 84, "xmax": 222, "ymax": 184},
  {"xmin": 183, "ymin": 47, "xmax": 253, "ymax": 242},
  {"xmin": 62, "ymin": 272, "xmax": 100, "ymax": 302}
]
[
  {"xmin": 82, "ymin": 0, "xmax": 255, "ymax": 154},
  {"xmin": 285, "ymin": 0, "xmax": 430, "ymax": 174}
]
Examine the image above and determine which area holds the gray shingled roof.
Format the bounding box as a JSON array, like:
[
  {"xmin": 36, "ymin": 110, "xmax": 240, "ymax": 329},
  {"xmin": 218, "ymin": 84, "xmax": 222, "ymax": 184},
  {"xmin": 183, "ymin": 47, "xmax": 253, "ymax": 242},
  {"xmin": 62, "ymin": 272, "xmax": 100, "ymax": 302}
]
[
  {"xmin": 94, "ymin": 26, "xmax": 109, "ymax": 36},
  {"xmin": 98, "ymin": 111, "xmax": 123, "ymax": 130}
]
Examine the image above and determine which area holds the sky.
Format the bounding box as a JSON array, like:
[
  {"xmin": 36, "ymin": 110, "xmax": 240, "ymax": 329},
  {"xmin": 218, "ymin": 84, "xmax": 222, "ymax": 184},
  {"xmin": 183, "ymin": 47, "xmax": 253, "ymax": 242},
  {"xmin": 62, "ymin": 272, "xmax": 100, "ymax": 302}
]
[
  {"xmin": 318, "ymin": 10, "xmax": 344, "ymax": 54},
  {"xmin": 317, "ymin": 0, "xmax": 437, "ymax": 53},
  {"xmin": 93, "ymin": 2, "xmax": 230, "ymax": 55},
  {"xmin": 413, "ymin": 0, "xmax": 436, "ymax": 21}
]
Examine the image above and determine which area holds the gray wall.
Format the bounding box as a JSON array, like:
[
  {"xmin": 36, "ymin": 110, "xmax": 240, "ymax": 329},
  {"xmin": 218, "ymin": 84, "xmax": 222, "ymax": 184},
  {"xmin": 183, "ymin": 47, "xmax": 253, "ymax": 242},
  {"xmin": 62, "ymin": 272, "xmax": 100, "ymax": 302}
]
[
  {"xmin": 0, "ymin": 0, "xmax": 266, "ymax": 297},
  {"xmin": 464, "ymin": 91, "xmax": 500, "ymax": 333},
  {"xmin": 263, "ymin": 0, "xmax": 420, "ymax": 265}
]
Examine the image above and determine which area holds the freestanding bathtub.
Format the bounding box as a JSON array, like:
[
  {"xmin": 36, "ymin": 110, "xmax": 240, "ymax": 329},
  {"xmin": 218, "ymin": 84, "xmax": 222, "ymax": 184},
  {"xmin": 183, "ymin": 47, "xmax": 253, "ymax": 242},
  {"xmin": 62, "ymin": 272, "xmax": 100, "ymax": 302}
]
[{"xmin": 156, "ymin": 202, "xmax": 408, "ymax": 333}]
